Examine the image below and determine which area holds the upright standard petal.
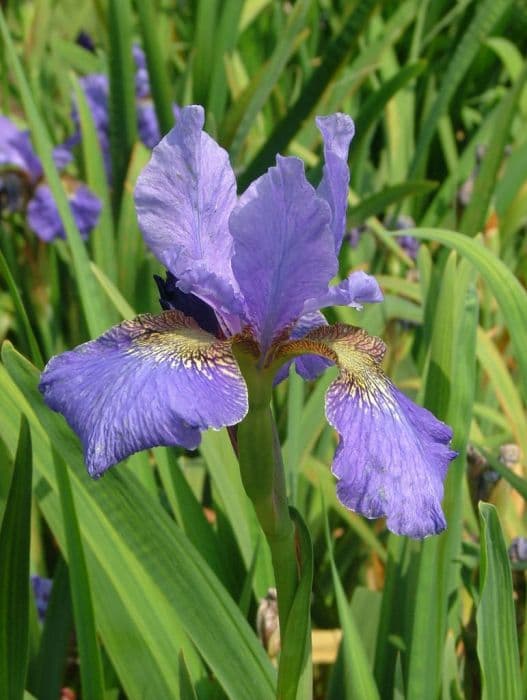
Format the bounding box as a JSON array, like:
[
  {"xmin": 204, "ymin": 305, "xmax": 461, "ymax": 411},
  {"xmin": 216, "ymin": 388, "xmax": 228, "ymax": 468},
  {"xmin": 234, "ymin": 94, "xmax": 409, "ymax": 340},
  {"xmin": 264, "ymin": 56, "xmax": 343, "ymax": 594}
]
[
  {"xmin": 303, "ymin": 270, "xmax": 383, "ymax": 314},
  {"xmin": 134, "ymin": 105, "xmax": 241, "ymax": 320},
  {"xmin": 316, "ymin": 113, "xmax": 355, "ymax": 253},
  {"xmin": 230, "ymin": 155, "xmax": 336, "ymax": 353},
  {"xmin": 276, "ymin": 324, "xmax": 456, "ymax": 538},
  {"xmin": 39, "ymin": 310, "xmax": 249, "ymax": 477}
]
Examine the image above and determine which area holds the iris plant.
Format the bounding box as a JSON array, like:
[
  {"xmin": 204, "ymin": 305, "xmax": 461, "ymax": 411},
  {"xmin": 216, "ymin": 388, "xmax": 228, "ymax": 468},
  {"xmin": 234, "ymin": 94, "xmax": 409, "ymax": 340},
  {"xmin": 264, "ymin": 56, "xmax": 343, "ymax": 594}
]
[
  {"xmin": 0, "ymin": 115, "xmax": 100, "ymax": 241},
  {"xmin": 71, "ymin": 46, "xmax": 179, "ymax": 178},
  {"xmin": 40, "ymin": 106, "xmax": 455, "ymax": 626}
]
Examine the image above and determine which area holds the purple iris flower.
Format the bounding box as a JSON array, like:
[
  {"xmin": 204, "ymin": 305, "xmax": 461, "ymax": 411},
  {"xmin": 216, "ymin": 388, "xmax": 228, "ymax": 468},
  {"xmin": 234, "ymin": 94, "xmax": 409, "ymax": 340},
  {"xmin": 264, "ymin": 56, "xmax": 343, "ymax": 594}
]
[
  {"xmin": 0, "ymin": 115, "xmax": 101, "ymax": 241},
  {"xmin": 39, "ymin": 106, "xmax": 456, "ymax": 538}
]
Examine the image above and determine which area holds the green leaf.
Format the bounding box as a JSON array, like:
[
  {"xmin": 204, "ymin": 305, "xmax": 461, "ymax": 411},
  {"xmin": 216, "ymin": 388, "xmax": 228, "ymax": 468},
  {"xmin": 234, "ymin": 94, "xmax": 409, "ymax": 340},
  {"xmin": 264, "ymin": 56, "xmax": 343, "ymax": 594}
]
[
  {"xmin": 224, "ymin": 0, "xmax": 311, "ymax": 161},
  {"xmin": 108, "ymin": 0, "xmax": 138, "ymax": 212},
  {"xmin": 72, "ymin": 75, "xmax": 117, "ymax": 283},
  {"xmin": 409, "ymin": 0, "xmax": 513, "ymax": 177},
  {"xmin": 52, "ymin": 450, "xmax": 105, "ymax": 700},
  {"xmin": 392, "ymin": 229, "xmax": 527, "ymax": 400},
  {"xmin": 460, "ymin": 64, "xmax": 527, "ymax": 236},
  {"xmin": 1, "ymin": 345, "xmax": 276, "ymax": 700},
  {"xmin": 178, "ymin": 652, "xmax": 198, "ymax": 700},
  {"xmin": 406, "ymin": 254, "xmax": 478, "ymax": 699},
  {"xmin": 352, "ymin": 60, "xmax": 427, "ymax": 160},
  {"xmin": 477, "ymin": 503, "xmax": 522, "ymax": 700},
  {"xmin": 0, "ymin": 9, "xmax": 115, "ymax": 338},
  {"xmin": 136, "ymin": 0, "xmax": 175, "ymax": 135},
  {"xmin": 200, "ymin": 430, "xmax": 274, "ymax": 597},
  {"xmin": 476, "ymin": 327, "xmax": 527, "ymax": 459},
  {"xmin": 34, "ymin": 559, "xmax": 73, "ymax": 700},
  {"xmin": 155, "ymin": 447, "xmax": 233, "ymax": 588},
  {"xmin": 348, "ymin": 181, "xmax": 437, "ymax": 227},
  {"xmin": 192, "ymin": 0, "xmax": 219, "ymax": 107},
  {"xmin": 0, "ymin": 249, "xmax": 43, "ymax": 368},
  {"xmin": 239, "ymin": 0, "xmax": 381, "ymax": 188},
  {"xmin": 323, "ymin": 499, "xmax": 380, "ymax": 700},
  {"xmin": 0, "ymin": 416, "xmax": 32, "ymax": 700},
  {"xmin": 276, "ymin": 508, "xmax": 314, "ymax": 700},
  {"xmin": 206, "ymin": 0, "xmax": 244, "ymax": 124},
  {"xmin": 474, "ymin": 447, "xmax": 527, "ymax": 501}
]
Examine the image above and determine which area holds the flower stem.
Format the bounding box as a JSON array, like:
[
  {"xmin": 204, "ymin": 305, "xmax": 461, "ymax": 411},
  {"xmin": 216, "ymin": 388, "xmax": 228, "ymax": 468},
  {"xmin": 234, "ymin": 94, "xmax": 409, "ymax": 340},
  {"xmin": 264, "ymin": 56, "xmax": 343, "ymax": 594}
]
[{"xmin": 237, "ymin": 397, "xmax": 299, "ymax": 636}]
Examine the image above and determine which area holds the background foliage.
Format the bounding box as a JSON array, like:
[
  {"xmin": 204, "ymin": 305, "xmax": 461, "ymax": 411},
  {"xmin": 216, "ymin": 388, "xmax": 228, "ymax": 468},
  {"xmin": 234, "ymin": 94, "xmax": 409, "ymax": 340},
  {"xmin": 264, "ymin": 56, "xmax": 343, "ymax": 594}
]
[{"xmin": 1, "ymin": 0, "xmax": 526, "ymax": 698}]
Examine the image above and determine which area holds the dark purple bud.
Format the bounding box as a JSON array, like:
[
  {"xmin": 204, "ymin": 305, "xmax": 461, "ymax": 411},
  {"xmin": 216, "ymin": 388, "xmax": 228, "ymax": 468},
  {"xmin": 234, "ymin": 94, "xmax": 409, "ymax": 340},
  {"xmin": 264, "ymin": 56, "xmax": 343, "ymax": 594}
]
[
  {"xmin": 154, "ymin": 270, "xmax": 221, "ymax": 336},
  {"xmin": 76, "ymin": 31, "xmax": 95, "ymax": 53}
]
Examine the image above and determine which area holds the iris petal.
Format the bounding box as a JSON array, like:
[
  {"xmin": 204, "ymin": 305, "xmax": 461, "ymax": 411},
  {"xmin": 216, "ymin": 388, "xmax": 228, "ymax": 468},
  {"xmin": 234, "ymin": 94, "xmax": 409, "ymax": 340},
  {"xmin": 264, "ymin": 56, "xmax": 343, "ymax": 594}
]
[
  {"xmin": 27, "ymin": 184, "xmax": 101, "ymax": 242},
  {"xmin": 0, "ymin": 115, "xmax": 42, "ymax": 181},
  {"xmin": 274, "ymin": 311, "xmax": 331, "ymax": 384},
  {"xmin": 316, "ymin": 113, "xmax": 355, "ymax": 254},
  {"xmin": 134, "ymin": 105, "xmax": 242, "ymax": 322},
  {"xmin": 303, "ymin": 270, "xmax": 383, "ymax": 314},
  {"xmin": 230, "ymin": 155, "xmax": 336, "ymax": 352},
  {"xmin": 39, "ymin": 310, "xmax": 248, "ymax": 477},
  {"xmin": 275, "ymin": 324, "xmax": 456, "ymax": 537}
]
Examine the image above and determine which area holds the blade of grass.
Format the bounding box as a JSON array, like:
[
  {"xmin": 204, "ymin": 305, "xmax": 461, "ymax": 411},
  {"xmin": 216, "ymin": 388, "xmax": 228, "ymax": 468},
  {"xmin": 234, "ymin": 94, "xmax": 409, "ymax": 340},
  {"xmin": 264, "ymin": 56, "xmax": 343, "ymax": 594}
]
[
  {"xmin": 108, "ymin": 0, "xmax": 138, "ymax": 213},
  {"xmin": 409, "ymin": 0, "xmax": 513, "ymax": 178},
  {"xmin": 2, "ymin": 345, "xmax": 277, "ymax": 700},
  {"xmin": 460, "ymin": 64, "xmax": 527, "ymax": 236},
  {"xmin": 34, "ymin": 558, "xmax": 73, "ymax": 700},
  {"xmin": 0, "ymin": 249, "xmax": 43, "ymax": 368},
  {"xmin": 136, "ymin": 0, "xmax": 174, "ymax": 135},
  {"xmin": 477, "ymin": 503, "xmax": 522, "ymax": 700},
  {"xmin": 192, "ymin": 0, "xmax": 219, "ymax": 107},
  {"xmin": 178, "ymin": 652, "xmax": 198, "ymax": 700},
  {"xmin": 200, "ymin": 430, "xmax": 274, "ymax": 597},
  {"xmin": 224, "ymin": 0, "xmax": 310, "ymax": 161},
  {"xmin": 239, "ymin": 0, "xmax": 382, "ymax": 188},
  {"xmin": 276, "ymin": 508, "xmax": 314, "ymax": 700},
  {"xmin": 348, "ymin": 181, "xmax": 437, "ymax": 227},
  {"xmin": 406, "ymin": 255, "xmax": 478, "ymax": 699},
  {"xmin": 72, "ymin": 75, "xmax": 117, "ymax": 282},
  {"xmin": 322, "ymin": 496, "xmax": 380, "ymax": 700},
  {"xmin": 0, "ymin": 416, "xmax": 32, "ymax": 700},
  {"xmin": 206, "ymin": 0, "xmax": 244, "ymax": 125},
  {"xmin": 391, "ymin": 228, "xmax": 527, "ymax": 399},
  {"xmin": 52, "ymin": 449, "xmax": 105, "ymax": 700}
]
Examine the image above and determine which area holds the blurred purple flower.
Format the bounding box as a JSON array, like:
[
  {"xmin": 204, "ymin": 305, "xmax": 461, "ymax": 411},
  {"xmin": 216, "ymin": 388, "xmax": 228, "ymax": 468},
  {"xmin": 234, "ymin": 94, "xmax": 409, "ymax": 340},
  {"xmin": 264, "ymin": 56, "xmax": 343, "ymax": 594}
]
[
  {"xmin": 70, "ymin": 46, "xmax": 179, "ymax": 173},
  {"xmin": 0, "ymin": 115, "xmax": 100, "ymax": 241},
  {"xmin": 27, "ymin": 184, "xmax": 101, "ymax": 242},
  {"xmin": 345, "ymin": 225, "xmax": 365, "ymax": 248},
  {"xmin": 40, "ymin": 106, "xmax": 456, "ymax": 538},
  {"xmin": 391, "ymin": 214, "xmax": 419, "ymax": 259},
  {"xmin": 31, "ymin": 575, "xmax": 52, "ymax": 622}
]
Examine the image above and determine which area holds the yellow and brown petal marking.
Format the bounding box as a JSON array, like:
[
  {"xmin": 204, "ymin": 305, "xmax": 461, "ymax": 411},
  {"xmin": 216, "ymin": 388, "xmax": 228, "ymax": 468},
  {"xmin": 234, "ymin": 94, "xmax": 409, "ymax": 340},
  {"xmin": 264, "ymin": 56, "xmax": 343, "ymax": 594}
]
[
  {"xmin": 40, "ymin": 309, "xmax": 248, "ymax": 477},
  {"xmin": 275, "ymin": 323, "xmax": 456, "ymax": 538}
]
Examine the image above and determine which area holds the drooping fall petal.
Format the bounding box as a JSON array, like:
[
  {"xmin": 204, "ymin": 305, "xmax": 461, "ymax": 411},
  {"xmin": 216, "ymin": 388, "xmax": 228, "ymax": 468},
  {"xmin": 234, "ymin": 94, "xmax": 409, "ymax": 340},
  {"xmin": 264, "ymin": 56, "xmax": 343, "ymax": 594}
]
[
  {"xmin": 275, "ymin": 324, "xmax": 456, "ymax": 538},
  {"xmin": 39, "ymin": 310, "xmax": 248, "ymax": 477}
]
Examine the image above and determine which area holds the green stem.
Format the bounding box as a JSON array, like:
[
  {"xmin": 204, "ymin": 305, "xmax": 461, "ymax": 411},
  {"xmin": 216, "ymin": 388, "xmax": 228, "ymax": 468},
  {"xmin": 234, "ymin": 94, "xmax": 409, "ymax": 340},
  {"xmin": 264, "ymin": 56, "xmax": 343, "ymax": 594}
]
[{"xmin": 237, "ymin": 389, "xmax": 299, "ymax": 635}]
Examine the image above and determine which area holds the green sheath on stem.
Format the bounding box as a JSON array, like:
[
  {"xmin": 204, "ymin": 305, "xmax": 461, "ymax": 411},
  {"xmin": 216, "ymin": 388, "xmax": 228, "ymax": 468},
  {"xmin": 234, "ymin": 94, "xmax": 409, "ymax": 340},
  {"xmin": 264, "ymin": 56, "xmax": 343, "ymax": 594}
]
[{"xmin": 234, "ymin": 349, "xmax": 299, "ymax": 635}]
